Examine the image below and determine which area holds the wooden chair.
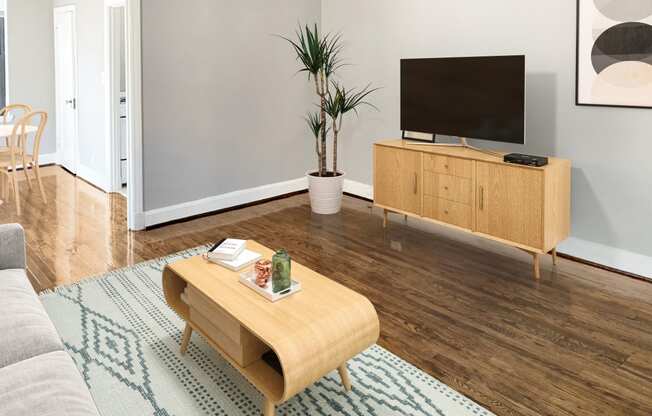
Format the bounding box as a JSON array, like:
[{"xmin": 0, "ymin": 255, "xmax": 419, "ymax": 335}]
[
  {"xmin": 0, "ymin": 104, "xmax": 33, "ymax": 150},
  {"xmin": 0, "ymin": 111, "xmax": 48, "ymax": 215}
]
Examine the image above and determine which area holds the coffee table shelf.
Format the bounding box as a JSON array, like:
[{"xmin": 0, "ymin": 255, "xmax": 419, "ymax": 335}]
[{"xmin": 189, "ymin": 321, "xmax": 285, "ymax": 401}]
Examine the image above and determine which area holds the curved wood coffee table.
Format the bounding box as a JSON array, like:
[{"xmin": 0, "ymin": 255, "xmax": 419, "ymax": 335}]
[{"xmin": 163, "ymin": 241, "xmax": 380, "ymax": 416}]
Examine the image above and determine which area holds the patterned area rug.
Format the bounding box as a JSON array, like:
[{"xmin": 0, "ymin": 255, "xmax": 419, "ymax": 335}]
[{"xmin": 40, "ymin": 248, "xmax": 493, "ymax": 416}]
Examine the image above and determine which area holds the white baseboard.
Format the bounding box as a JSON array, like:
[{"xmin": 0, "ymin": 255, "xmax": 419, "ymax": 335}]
[
  {"xmin": 77, "ymin": 164, "xmax": 110, "ymax": 193},
  {"xmin": 131, "ymin": 212, "xmax": 146, "ymax": 231},
  {"xmin": 142, "ymin": 174, "xmax": 651, "ymax": 279},
  {"xmin": 11, "ymin": 152, "xmax": 57, "ymax": 169},
  {"xmin": 144, "ymin": 176, "xmax": 309, "ymax": 227},
  {"xmin": 558, "ymin": 237, "xmax": 652, "ymax": 280},
  {"xmin": 38, "ymin": 153, "xmax": 58, "ymax": 165},
  {"xmin": 343, "ymin": 179, "xmax": 373, "ymax": 200},
  {"xmin": 36, "ymin": 153, "xmax": 110, "ymax": 193}
]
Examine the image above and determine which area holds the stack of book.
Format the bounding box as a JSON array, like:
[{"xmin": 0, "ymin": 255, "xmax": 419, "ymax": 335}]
[{"xmin": 206, "ymin": 238, "xmax": 261, "ymax": 271}]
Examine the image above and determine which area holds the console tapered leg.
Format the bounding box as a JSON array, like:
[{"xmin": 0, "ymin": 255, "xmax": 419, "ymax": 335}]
[
  {"xmin": 383, "ymin": 209, "xmax": 388, "ymax": 228},
  {"xmin": 551, "ymin": 248, "xmax": 558, "ymax": 266},
  {"xmin": 532, "ymin": 253, "xmax": 541, "ymax": 280}
]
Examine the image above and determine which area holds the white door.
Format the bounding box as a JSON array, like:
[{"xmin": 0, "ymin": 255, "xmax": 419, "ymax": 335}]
[{"xmin": 54, "ymin": 6, "xmax": 78, "ymax": 173}]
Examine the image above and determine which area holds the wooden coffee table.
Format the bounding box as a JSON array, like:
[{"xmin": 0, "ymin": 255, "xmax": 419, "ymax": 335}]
[{"xmin": 162, "ymin": 241, "xmax": 380, "ymax": 416}]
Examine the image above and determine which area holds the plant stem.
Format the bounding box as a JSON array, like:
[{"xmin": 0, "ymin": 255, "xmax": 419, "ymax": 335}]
[
  {"xmin": 332, "ymin": 117, "xmax": 339, "ymax": 174},
  {"xmin": 333, "ymin": 114, "xmax": 344, "ymax": 174},
  {"xmin": 314, "ymin": 76, "xmax": 325, "ymax": 176},
  {"xmin": 318, "ymin": 70, "xmax": 327, "ymax": 176}
]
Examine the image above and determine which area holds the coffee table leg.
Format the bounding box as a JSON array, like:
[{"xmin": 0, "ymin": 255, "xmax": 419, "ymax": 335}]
[
  {"xmin": 263, "ymin": 397, "xmax": 275, "ymax": 416},
  {"xmin": 180, "ymin": 323, "xmax": 193, "ymax": 355},
  {"xmin": 338, "ymin": 363, "xmax": 352, "ymax": 392}
]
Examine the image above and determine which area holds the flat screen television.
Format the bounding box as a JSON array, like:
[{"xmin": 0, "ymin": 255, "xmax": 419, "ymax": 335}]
[{"xmin": 400, "ymin": 55, "xmax": 526, "ymax": 144}]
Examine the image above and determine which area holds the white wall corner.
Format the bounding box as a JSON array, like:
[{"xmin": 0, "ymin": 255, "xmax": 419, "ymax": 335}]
[
  {"xmin": 343, "ymin": 179, "xmax": 373, "ymax": 200},
  {"xmin": 557, "ymin": 237, "xmax": 652, "ymax": 280},
  {"xmin": 144, "ymin": 176, "xmax": 309, "ymax": 227}
]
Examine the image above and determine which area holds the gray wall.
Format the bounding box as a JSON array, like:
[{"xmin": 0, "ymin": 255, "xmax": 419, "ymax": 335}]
[
  {"xmin": 141, "ymin": 0, "xmax": 319, "ymax": 211},
  {"xmin": 7, "ymin": 0, "xmax": 56, "ymax": 155},
  {"xmin": 322, "ymin": 0, "xmax": 652, "ymax": 258}
]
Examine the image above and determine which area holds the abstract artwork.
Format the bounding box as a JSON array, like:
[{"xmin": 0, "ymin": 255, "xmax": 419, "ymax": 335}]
[{"xmin": 576, "ymin": 0, "xmax": 652, "ymax": 108}]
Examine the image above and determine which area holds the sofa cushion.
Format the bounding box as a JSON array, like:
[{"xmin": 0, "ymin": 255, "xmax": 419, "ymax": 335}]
[
  {"xmin": 0, "ymin": 224, "xmax": 26, "ymax": 270},
  {"xmin": 0, "ymin": 269, "xmax": 64, "ymax": 368},
  {"xmin": 0, "ymin": 351, "xmax": 100, "ymax": 416}
]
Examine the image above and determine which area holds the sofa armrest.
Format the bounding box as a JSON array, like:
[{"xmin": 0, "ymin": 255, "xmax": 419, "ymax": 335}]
[{"xmin": 0, "ymin": 224, "xmax": 26, "ymax": 270}]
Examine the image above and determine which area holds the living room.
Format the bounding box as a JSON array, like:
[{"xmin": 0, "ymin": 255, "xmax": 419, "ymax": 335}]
[{"xmin": 1, "ymin": 1, "xmax": 651, "ymax": 415}]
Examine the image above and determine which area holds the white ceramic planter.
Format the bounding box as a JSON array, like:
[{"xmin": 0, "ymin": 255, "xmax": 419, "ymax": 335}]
[{"xmin": 307, "ymin": 171, "xmax": 345, "ymax": 215}]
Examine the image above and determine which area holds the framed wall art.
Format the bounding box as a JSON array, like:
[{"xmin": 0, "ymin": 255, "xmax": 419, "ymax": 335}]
[{"xmin": 576, "ymin": 0, "xmax": 652, "ymax": 108}]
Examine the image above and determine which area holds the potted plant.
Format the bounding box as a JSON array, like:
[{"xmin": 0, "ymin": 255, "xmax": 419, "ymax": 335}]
[{"xmin": 282, "ymin": 25, "xmax": 377, "ymax": 215}]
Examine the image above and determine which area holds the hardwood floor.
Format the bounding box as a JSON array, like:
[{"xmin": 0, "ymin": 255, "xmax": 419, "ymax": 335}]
[{"xmin": 2, "ymin": 166, "xmax": 652, "ymax": 416}]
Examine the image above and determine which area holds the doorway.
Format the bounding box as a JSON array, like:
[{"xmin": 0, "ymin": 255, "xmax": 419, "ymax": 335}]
[
  {"xmin": 107, "ymin": 4, "xmax": 128, "ymax": 198},
  {"xmin": 53, "ymin": 5, "xmax": 79, "ymax": 174}
]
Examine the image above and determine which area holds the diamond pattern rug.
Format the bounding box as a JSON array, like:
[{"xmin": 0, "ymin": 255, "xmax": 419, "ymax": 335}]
[{"xmin": 40, "ymin": 248, "xmax": 493, "ymax": 416}]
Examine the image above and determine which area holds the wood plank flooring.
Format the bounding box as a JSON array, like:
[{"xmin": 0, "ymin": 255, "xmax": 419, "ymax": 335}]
[{"xmin": 2, "ymin": 166, "xmax": 652, "ymax": 416}]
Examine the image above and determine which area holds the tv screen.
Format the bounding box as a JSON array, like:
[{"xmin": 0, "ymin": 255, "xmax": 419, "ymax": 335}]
[{"xmin": 401, "ymin": 55, "xmax": 526, "ymax": 144}]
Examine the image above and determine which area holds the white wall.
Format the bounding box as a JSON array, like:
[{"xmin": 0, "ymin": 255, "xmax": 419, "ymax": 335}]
[
  {"xmin": 117, "ymin": 6, "xmax": 125, "ymax": 92},
  {"xmin": 53, "ymin": 0, "xmax": 107, "ymax": 190},
  {"xmin": 322, "ymin": 0, "xmax": 652, "ymax": 276},
  {"xmin": 141, "ymin": 0, "xmax": 319, "ymax": 214},
  {"xmin": 6, "ymin": 0, "xmax": 56, "ymax": 157}
]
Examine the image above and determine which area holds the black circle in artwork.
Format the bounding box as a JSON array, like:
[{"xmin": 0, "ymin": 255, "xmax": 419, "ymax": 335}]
[{"xmin": 591, "ymin": 22, "xmax": 652, "ymax": 74}]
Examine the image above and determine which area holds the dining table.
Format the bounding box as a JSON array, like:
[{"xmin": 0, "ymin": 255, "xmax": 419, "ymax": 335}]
[{"xmin": 0, "ymin": 124, "xmax": 39, "ymax": 207}]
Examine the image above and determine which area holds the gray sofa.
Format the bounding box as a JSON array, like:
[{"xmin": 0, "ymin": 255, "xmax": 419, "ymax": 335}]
[{"xmin": 0, "ymin": 224, "xmax": 100, "ymax": 416}]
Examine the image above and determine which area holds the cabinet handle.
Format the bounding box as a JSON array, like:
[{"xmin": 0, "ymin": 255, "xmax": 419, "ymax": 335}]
[
  {"xmin": 413, "ymin": 173, "xmax": 418, "ymax": 194},
  {"xmin": 479, "ymin": 186, "xmax": 484, "ymax": 210}
]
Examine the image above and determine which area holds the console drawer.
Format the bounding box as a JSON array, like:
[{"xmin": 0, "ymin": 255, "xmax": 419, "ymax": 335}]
[
  {"xmin": 423, "ymin": 196, "xmax": 472, "ymax": 230},
  {"xmin": 423, "ymin": 173, "xmax": 472, "ymax": 204},
  {"xmin": 423, "ymin": 155, "xmax": 473, "ymax": 178}
]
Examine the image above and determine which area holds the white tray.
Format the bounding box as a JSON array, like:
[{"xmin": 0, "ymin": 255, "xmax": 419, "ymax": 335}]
[{"xmin": 239, "ymin": 270, "xmax": 301, "ymax": 302}]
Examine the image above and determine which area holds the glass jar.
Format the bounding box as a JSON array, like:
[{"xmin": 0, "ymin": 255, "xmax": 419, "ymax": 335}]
[{"xmin": 272, "ymin": 249, "xmax": 292, "ymax": 293}]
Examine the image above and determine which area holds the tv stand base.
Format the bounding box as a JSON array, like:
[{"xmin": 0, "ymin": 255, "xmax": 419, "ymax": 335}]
[{"xmin": 405, "ymin": 137, "xmax": 504, "ymax": 158}]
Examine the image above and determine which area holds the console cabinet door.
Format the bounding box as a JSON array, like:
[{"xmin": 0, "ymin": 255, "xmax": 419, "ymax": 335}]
[
  {"xmin": 374, "ymin": 146, "xmax": 422, "ymax": 215},
  {"xmin": 476, "ymin": 162, "xmax": 544, "ymax": 249}
]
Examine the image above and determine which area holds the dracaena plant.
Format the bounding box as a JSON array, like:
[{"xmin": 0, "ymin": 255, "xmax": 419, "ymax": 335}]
[
  {"xmin": 325, "ymin": 82, "xmax": 378, "ymax": 174},
  {"xmin": 282, "ymin": 24, "xmax": 377, "ymax": 177}
]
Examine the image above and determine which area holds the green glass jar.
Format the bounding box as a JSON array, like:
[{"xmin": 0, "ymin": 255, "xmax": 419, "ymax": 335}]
[{"xmin": 272, "ymin": 249, "xmax": 292, "ymax": 293}]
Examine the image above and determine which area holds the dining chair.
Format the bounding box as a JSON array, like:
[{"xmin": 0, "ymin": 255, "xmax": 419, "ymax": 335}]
[
  {"xmin": 0, "ymin": 111, "xmax": 48, "ymax": 215},
  {"xmin": 0, "ymin": 104, "xmax": 33, "ymax": 150}
]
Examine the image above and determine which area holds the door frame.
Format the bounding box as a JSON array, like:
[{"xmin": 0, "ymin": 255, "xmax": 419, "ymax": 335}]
[
  {"xmin": 53, "ymin": 5, "xmax": 79, "ymax": 174},
  {"xmin": 105, "ymin": 0, "xmax": 125, "ymax": 193},
  {"xmin": 104, "ymin": 0, "xmax": 144, "ymax": 230}
]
